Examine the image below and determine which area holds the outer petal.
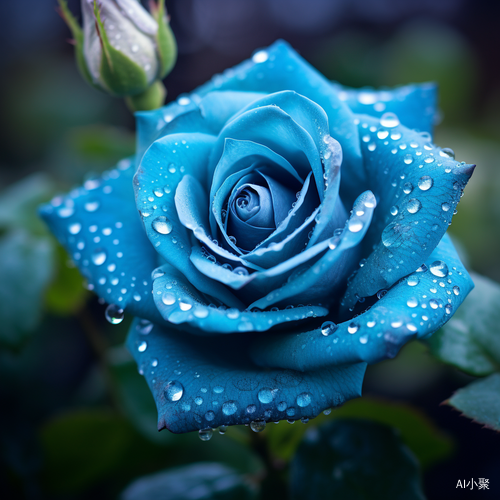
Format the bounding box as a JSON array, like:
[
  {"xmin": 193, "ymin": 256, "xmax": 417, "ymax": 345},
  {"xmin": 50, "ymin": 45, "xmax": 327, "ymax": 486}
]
[
  {"xmin": 341, "ymin": 115, "xmax": 474, "ymax": 310},
  {"xmin": 152, "ymin": 264, "xmax": 328, "ymax": 334},
  {"xmin": 135, "ymin": 133, "xmax": 243, "ymax": 308},
  {"xmin": 126, "ymin": 318, "xmax": 366, "ymax": 433},
  {"xmin": 251, "ymin": 234, "xmax": 474, "ymax": 371},
  {"xmin": 135, "ymin": 92, "xmax": 265, "ymax": 164},
  {"xmin": 196, "ymin": 40, "xmax": 362, "ymax": 176},
  {"xmin": 333, "ymin": 82, "xmax": 438, "ymax": 134},
  {"xmin": 40, "ymin": 158, "xmax": 162, "ymax": 322}
]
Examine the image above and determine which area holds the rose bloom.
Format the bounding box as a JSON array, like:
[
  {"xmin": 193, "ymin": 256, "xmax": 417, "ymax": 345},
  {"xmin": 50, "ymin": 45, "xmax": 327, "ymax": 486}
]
[{"xmin": 41, "ymin": 41, "xmax": 474, "ymax": 434}]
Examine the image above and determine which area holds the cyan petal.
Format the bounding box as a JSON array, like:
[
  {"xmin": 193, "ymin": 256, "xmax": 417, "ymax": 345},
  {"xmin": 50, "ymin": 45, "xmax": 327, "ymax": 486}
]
[
  {"xmin": 135, "ymin": 91, "xmax": 266, "ymax": 165},
  {"xmin": 249, "ymin": 191, "xmax": 376, "ymax": 310},
  {"xmin": 226, "ymin": 90, "xmax": 337, "ymax": 197},
  {"xmin": 40, "ymin": 158, "xmax": 162, "ymax": 323},
  {"xmin": 251, "ymin": 234, "xmax": 474, "ymax": 371},
  {"xmin": 258, "ymin": 170, "xmax": 297, "ymax": 227},
  {"xmin": 208, "ymin": 105, "xmax": 323, "ymax": 195},
  {"xmin": 196, "ymin": 40, "xmax": 362, "ymax": 176},
  {"xmin": 333, "ymin": 82, "xmax": 438, "ymax": 134},
  {"xmin": 152, "ymin": 264, "xmax": 328, "ymax": 334},
  {"xmin": 135, "ymin": 133, "xmax": 243, "ymax": 308},
  {"xmin": 126, "ymin": 318, "xmax": 366, "ymax": 433},
  {"xmin": 341, "ymin": 115, "xmax": 475, "ymax": 310},
  {"xmin": 198, "ymin": 90, "xmax": 266, "ymax": 131}
]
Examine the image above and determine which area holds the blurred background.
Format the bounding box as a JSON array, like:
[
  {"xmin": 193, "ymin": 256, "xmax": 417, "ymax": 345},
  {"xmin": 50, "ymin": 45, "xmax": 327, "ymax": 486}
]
[{"xmin": 1, "ymin": 0, "xmax": 499, "ymax": 498}]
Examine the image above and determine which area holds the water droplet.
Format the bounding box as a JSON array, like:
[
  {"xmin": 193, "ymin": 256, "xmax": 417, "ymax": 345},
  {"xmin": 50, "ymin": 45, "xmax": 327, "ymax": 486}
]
[
  {"xmin": 258, "ymin": 388, "xmax": 275, "ymax": 404},
  {"xmin": 91, "ymin": 248, "xmax": 107, "ymax": 266},
  {"xmin": 430, "ymin": 261, "xmax": 449, "ymax": 278},
  {"xmin": 348, "ymin": 219, "xmax": 363, "ymax": 233},
  {"xmin": 195, "ymin": 396, "xmax": 203, "ymax": 405},
  {"xmin": 380, "ymin": 112, "xmax": 400, "ymax": 128},
  {"xmin": 321, "ymin": 321, "xmax": 338, "ymax": 337},
  {"xmin": 214, "ymin": 386, "xmax": 224, "ymax": 394},
  {"xmin": 323, "ymin": 408, "xmax": 332, "ymax": 415},
  {"xmin": 222, "ymin": 401, "xmax": 238, "ymax": 415},
  {"xmin": 440, "ymin": 148, "xmax": 455, "ymax": 159},
  {"xmin": 152, "ymin": 216, "xmax": 173, "ymax": 234},
  {"xmin": 246, "ymin": 404, "xmax": 256, "ymax": 414},
  {"xmin": 377, "ymin": 130, "xmax": 389, "ymax": 139},
  {"xmin": 277, "ymin": 401, "xmax": 287, "ymax": 411},
  {"xmin": 179, "ymin": 299, "xmax": 193, "ymax": 311},
  {"xmin": 165, "ymin": 380, "xmax": 184, "ymax": 402},
  {"xmin": 453, "ymin": 286, "xmax": 460, "ymax": 296},
  {"xmin": 68, "ymin": 222, "xmax": 82, "ymax": 235},
  {"xmin": 407, "ymin": 199, "xmax": 421, "ymax": 214},
  {"xmin": 403, "ymin": 182, "xmax": 413, "ymax": 195},
  {"xmin": 297, "ymin": 392, "xmax": 311, "ymax": 408},
  {"xmin": 441, "ymin": 202, "xmax": 450, "ymax": 212},
  {"xmin": 407, "ymin": 297, "xmax": 418, "ymax": 308},
  {"xmin": 429, "ymin": 299, "xmax": 439, "ymax": 309},
  {"xmin": 348, "ymin": 322, "xmax": 359, "ymax": 334},
  {"xmin": 390, "ymin": 206, "xmax": 398, "ymax": 216},
  {"xmin": 199, "ymin": 428, "xmax": 213, "ymax": 441},
  {"xmin": 138, "ymin": 341, "xmax": 147, "ymax": 352},
  {"xmin": 252, "ymin": 50, "xmax": 269, "ymax": 63},
  {"xmin": 377, "ymin": 289, "xmax": 387, "ymax": 299},
  {"xmin": 424, "ymin": 157, "xmax": 435, "ymax": 164},
  {"xmin": 137, "ymin": 319, "xmax": 153, "ymax": 334},
  {"xmin": 162, "ymin": 292, "xmax": 176, "ymax": 306},
  {"xmin": 205, "ymin": 410, "xmax": 215, "ymax": 421},
  {"xmin": 105, "ymin": 304, "xmax": 124, "ymax": 324},
  {"xmin": 84, "ymin": 199, "xmax": 100, "ymax": 212},
  {"xmin": 218, "ymin": 425, "xmax": 228, "ymax": 435},
  {"xmin": 250, "ymin": 420, "xmax": 266, "ymax": 432},
  {"xmin": 404, "ymin": 154, "xmax": 414, "ymax": 165},
  {"xmin": 445, "ymin": 304, "xmax": 453, "ymax": 314},
  {"xmin": 418, "ymin": 176, "xmax": 433, "ymax": 191}
]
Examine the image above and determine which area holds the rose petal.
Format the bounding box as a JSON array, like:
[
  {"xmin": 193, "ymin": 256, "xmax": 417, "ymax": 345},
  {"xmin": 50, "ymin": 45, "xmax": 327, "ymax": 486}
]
[
  {"xmin": 126, "ymin": 317, "xmax": 366, "ymax": 433},
  {"xmin": 341, "ymin": 115, "xmax": 475, "ymax": 310},
  {"xmin": 135, "ymin": 133, "xmax": 243, "ymax": 308},
  {"xmin": 251, "ymin": 234, "xmax": 474, "ymax": 371},
  {"xmin": 333, "ymin": 82, "xmax": 438, "ymax": 135},
  {"xmin": 40, "ymin": 158, "xmax": 162, "ymax": 322}
]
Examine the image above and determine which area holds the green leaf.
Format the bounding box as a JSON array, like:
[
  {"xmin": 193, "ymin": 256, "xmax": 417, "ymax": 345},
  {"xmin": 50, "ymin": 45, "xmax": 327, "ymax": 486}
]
[
  {"xmin": 120, "ymin": 462, "xmax": 258, "ymax": 500},
  {"xmin": 447, "ymin": 373, "xmax": 500, "ymax": 432},
  {"xmin": 266, "ymin": 397, "xmax": 452, "ymax": 468},
  {"xmin": 94, "ymin": 1, "xmax": 148, "ymax": 97},
  {"xmin": 40, "ymin": 410, "xmax": 136, "ymax": 493},
  {"xmin": 108, "ymin": 346, "xmax": 174, "ymax": 445},
  {"xmin": 0, "ymin": 173, "xmax": 56, "ymax": 235},
  {"xmin": 290, "ymin": 419, "xmax": 426, "ymax": 500},
  {"xmin": 426, "ymin": 273, "xmax": 500, "ymax": 376},
  {"xmin": 45, "ymin": 243, "xmax": 88, "ymax": 315},
  {"xmin": 0, "ymin": 230, "xmax": 55, "ymax": 347}
]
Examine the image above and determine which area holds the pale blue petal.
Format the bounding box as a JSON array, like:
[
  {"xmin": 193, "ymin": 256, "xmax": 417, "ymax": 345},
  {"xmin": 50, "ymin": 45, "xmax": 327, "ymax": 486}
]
[
  {"xmin": 126, "ymin": 318, "xmax": 366, "ymax": 433},
  {"xmin": 40, "ymin": 158, "xmax": 162, "ymax": 323},
  {"xmin": 341, "ymin": 115, "xmax": 475, "ymax": 310},
  {"xmin": 251, "ymin": 234, "xmax": 474, "ymax": 371},
  {"xmin": 333, "ymin": 82, "xmax": 438, "ymax": 134}
]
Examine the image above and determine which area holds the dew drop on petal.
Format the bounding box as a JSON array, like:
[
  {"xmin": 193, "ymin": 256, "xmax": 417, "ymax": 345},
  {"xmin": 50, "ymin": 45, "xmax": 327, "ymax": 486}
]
[
  {"xmin": 198, "ymin": 428, "xmax": 213, "ymax": 441},
  {"xmin": 222, "ymin": 401, "xmax": 238, "ymax": 415},
  {"xmin": 380, "ymin": 112, "xmax": 400, "ymax": 128},
  {"xmin": 105, "ymin": 304, "xmax": 124, "ymax": 324},
  {"xmin": 164, "ymin": 380, "xmax": 184, "ymax": 402},
  {"xmin": 407, "ymin": 199, "xmax": 421, "ymax": 214},
  {"xmin": 418, "ymin": 176, "xmax": 433, "ymax": 191},
  {"xmin": 250, "ymin": 420, "xmax": 266, "ymax": 432},
  {"xmin": 430, "ymin": 260, "xmax": 449, "ymax": 278},
  {"xmin": 321, "ymin": 321, "xmax": 338, "ymax": 337},
  {"xmin": 296, "ymin": 392, "xmax": 311, "ymax": 408},
  {"xmin": 152, "ymin": 216, "xmax": 173, "ymax": 234}
]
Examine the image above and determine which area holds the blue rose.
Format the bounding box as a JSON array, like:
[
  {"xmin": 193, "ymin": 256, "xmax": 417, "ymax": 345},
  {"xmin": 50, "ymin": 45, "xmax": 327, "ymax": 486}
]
[{"xmin": 41, "ymin": 41, "xmax": 475, "ymax": 435}]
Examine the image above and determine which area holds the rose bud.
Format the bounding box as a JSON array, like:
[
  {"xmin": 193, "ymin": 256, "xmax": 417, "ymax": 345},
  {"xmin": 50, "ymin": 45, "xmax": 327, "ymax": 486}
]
[{"xmin": 58, "ymin": 0, "xmax": 177, "ymax": 110}]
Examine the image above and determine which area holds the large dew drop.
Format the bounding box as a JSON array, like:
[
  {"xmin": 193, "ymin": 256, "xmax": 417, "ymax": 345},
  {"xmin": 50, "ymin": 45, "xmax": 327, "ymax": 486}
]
[
  {"xmin": 296, "ymin": 392, "xmax": 311, "ymax": 408},
  {"xmin": 222, "ymin": 401, "xmax": 238, "ymax": 416},
  {"xmin": 91, "ymin": 248, "xmax": 107, "ymax": 266},
  {"xmin": 418, "ymin": 176, "xmax": 433, "ymax": 191},
  {"xmin": 429, "ymin": 260, "xmax": 449, "ymax": 278},
  {"xmin": 258, "ymin": 388, "xmax": 275, "ymax": 404},
  {"xmin": 406, "ymin": 199, "xmax": 422, "ymax": 214},
  {"xmin": 321, "ymin": 321, "xmax": 338, "ymax": 337},
  {"xmin": 198, "ymin": 428, "xmax": 213, "ymax": 441},
  {"xmin": 105, "ymin": 304, "xmax": 124, "ymax": 324},
  {"xmin": 380, "ymin": 112, "xmax": 400, "ymax": 128},
  {"xmin": 164, "ymin": 380, "xmax": 184, "ymax": 402},
  {"xmin": 250, "ymin": 420, "xmax": 266, "ymax": 433},
  {"xmin": 152, "ymin": 216, "xmax": 173, "ymax": 235}
]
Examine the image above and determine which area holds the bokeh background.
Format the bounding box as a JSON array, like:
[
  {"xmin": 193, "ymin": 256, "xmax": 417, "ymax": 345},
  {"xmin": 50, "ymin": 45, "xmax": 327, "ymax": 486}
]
[{"xmin": 1, "ymin": 0, "xmax": 499, "ymax": 498}]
